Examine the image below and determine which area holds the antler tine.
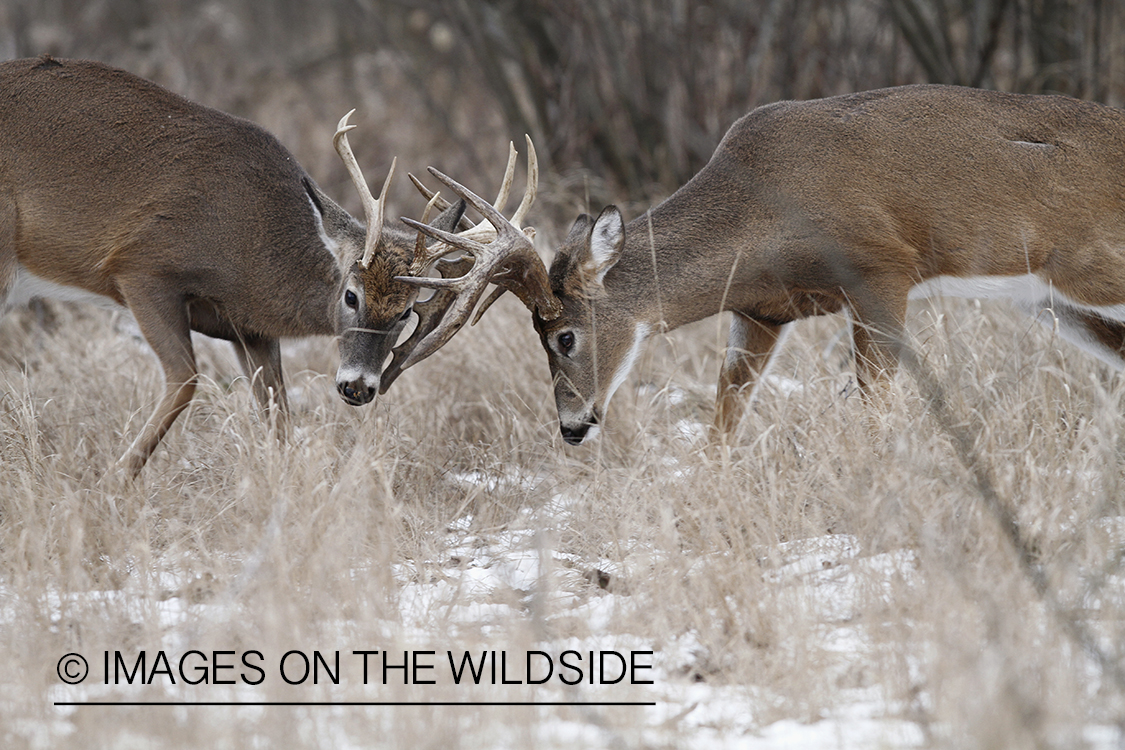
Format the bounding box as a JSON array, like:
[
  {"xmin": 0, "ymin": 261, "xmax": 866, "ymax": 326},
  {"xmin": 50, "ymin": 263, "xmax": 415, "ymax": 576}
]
[
  {"xmin": 409, "ymin": 172, "xmax": 447, "ymax": 209},
  {"xmin": 451, "ymin": 137, "xmax": 537, "ymax": 245},
  {"xmin": 426, "ymin": 167, "xmax": 524, "ymax": 241},
  {"xmin": 360, "ymin": 156, "xmax": 396, "ymax": 268},
  {"xmin": 393, "ymin": 261, "xmax": 503, "ymax": 371},
  {"xmin": 471, "ymin": 285, "xmax": 509, "ymax": 326},
  {"xmin": 380, "ymin": 256, "xmax": 474, "ymax": 394},
  {"xmin": 492, "ymin": 141, "xmax": 518, "ymax": 215},
  {"xmin": 413, "ymin": 190, "xmax": 445, "ymax": 260},
  {"xmin": 409, "ymin": 172, "xmax": 474, "ymax": 233},
  {"xmin": 401, "ymin": 217, "xmax": 489, "ymax": 283},
  {"xmin": 419, "ymin": 189, "xmax": 442, "ymax": 226},
  {"xmin": 334, "ymin": 110, "xmax": 391, "ymax": 268},
  {"xmin": 510, "ymin": 134, "xmax": 538, "ymax": 228}
]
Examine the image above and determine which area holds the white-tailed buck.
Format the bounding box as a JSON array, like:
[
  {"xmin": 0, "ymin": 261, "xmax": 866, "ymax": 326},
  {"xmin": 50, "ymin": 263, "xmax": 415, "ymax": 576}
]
[
  {"xmin": 401, "ymin": 84, "xmax": 1125, "ymax": 444},
  {"xmin": 0, "ymin": 56, "xmax": 472, "ymax": 476}
]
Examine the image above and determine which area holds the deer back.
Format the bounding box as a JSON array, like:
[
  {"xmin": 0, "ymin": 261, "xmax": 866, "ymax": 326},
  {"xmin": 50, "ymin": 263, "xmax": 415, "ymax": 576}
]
[
  {"xmin": 0, "ymin": 56, "xmax": 349, "ymax": 337},
  {"xmin": 705, "ymin": 86, "xmax": 1125, "ymax": 302}
]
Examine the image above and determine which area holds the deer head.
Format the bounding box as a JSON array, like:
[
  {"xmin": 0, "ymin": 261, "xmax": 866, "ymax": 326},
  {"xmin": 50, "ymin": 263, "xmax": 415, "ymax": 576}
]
[
  {"xmin": 532, "ymin": 206, "xmax": 640, "ymax": 444},
  {"xmin": 330, "ymin": 110, "xmax": 466, "ymax": 406}
]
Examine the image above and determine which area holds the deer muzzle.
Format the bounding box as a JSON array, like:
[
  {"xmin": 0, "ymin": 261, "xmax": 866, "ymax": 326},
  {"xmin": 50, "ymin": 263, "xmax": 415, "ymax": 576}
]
[
  {"xmin": 559, "ymin": 411, "xmax": 599, "ymax": 445},
  {"xmin": 336, "ymin": 367, "xmax": 380, "ymax": 406}
]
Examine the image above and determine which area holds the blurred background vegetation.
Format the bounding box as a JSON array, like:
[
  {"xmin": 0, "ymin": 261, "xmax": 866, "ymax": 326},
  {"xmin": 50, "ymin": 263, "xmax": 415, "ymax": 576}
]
[{"xmin": 2, "ymin": 0, "xmax": 1123, "ymax": 214}]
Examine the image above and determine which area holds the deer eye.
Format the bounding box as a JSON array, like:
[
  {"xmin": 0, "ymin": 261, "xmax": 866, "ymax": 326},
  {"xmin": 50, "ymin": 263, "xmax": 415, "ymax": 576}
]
[
  {"xmin": 344, "ymin": 290, "xmax": 359, "ymax": 308},
  {"xmin": 557, "ymin": 331, "xmax": 575, "ymax": 354}
]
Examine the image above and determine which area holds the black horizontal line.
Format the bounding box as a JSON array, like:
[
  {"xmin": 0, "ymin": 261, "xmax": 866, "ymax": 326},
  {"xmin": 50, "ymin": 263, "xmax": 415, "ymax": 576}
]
[{"xmin": 55, "ymin": 701, "xmax": 655, "ymax": 707}]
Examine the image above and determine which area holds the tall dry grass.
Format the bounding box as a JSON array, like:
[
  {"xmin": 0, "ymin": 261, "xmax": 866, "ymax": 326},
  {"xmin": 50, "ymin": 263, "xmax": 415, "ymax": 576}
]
[
  {"xmin": 2, "ymin": 4, "xmax": 1124, "ymax": 745},
  {"xmin": 2, "ymin": 267, "xmax": 1124, "ymax": 747}
]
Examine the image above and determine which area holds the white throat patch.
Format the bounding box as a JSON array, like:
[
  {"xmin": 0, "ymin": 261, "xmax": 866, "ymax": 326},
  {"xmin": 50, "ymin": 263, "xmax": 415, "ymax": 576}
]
[{"xmin": 603, "ymin": 322, "xmax": 650, "ymax": 412}]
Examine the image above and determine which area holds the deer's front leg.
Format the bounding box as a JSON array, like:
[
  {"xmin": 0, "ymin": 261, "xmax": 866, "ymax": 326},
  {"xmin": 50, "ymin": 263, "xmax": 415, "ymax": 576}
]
[
  {"xmin": 714, "ymin": 313, "xmax": 789, "ymax": 435},
  {"xmin": 233, "ymin": 335, "xmax": 289, "ymax": 435}
]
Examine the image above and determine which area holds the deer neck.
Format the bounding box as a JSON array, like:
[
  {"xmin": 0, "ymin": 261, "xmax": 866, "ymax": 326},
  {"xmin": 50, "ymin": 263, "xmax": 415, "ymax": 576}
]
[{"xmin": 609, "ymin": 203, "xmax": 758, "ymax": 332}]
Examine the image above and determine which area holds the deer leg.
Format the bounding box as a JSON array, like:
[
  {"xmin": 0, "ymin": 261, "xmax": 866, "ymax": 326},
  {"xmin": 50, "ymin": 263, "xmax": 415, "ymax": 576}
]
[
  {"xmin": 848, "ymin": 281, "xmax": 910, "ymax": 412},
  {"xmin": 232, "ymin": 335, "xmax": 289, "ymax": 432},
  {"xmin": 116, "ymin": 282, "xmax": 198, "ymax": 478},
  {"xmin": 183, "ymin": 299, "xmax": 289, "ymax": 420},
  {"xmin": 714, "ymin": 313, "xmax": 788, "ymax": 435},
  {"xmin": 1034, "ymin": 304, "xmax": 1125, "ymax": 371}
]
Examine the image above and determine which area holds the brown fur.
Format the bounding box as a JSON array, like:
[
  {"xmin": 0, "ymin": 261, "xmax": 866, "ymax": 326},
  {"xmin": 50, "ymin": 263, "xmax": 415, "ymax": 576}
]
[
  {"xmin": 539, "ymin": 84, "xmax": 1125, "ymax": 441},
  {"xmin": 0, "ymin": 57, "xmax": 427, "ymax": 475}
]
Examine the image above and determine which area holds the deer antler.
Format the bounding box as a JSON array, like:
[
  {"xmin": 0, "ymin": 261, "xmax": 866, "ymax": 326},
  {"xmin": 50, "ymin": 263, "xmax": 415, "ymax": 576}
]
[
  {"xmin": 334, "ymin": 110, "xmax": 396, "ymax": 268},
  {"xmin": 390, "ymin": 136, "xmax": 561, "ymax": 373},
  {"xmin": 379, "ymin": 255, "xmax": 474, "ymax": 394},
  {"xmin": 404, "ymin": 140, "xmax": 532, "ymax": 274},
  {"xmin": 408, "ymin": 173, "xmax": 475, "ymax": 232}
]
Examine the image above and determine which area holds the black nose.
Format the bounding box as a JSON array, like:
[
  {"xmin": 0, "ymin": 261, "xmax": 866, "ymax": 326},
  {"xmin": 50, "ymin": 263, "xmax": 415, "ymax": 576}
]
[
  {"xmin": 560, "ymin": 423, "xmax": 589, "ymax": 445},
  {"xmin": 338, "ymin": 380, "xmax": 376, "ymax": 406},
  {"xmin": 560, "ymin": 413, "xmax": 598, "ymax": 445}
]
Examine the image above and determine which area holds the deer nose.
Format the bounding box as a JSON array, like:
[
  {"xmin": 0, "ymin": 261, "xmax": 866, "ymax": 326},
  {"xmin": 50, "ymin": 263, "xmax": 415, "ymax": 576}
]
[
  {"xmin": 560, "ymin": 413, "xmax": 598, "ymax": 445},
  {"xmin": 337, "ymin": 378, "xmax": 377, "ymax": 406},
  {"xmin": 560, "ymin": 423, "xmax": 588, "ymax": 445}
]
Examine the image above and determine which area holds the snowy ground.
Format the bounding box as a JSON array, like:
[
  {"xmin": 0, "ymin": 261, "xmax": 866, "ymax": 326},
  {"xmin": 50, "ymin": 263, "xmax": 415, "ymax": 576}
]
[
  {"xmin": 30, "ymin": 454, "xmax": 1124, "ymax": 748},
  {"xmin": 6, "ymin": 314, "xmax": 1124, "ymax": 747}
]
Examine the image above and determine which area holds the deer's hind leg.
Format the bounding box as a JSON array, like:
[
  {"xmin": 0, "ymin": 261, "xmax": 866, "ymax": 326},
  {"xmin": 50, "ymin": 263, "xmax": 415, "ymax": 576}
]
[
  {"xmin": 714, "ymin": 313, "xmax": 790, "ymax": 435},
  {"xmin": 846, "ymin": 274, "xmax": 912, "ymax": 411},
  {"xmin": 1045, "ymin": 305, "xmax": 1125, "ymax": 371}
]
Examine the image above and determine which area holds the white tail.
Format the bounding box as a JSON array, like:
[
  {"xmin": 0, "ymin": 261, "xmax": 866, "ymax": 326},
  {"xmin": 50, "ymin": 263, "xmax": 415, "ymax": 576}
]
[
  {"xmin": 398, "ymin": 84, "xmax": 1125, "ymax": 444},
  {"xmin": 0, "ymin": 56, "xmax": 459, "ymax": 475}
]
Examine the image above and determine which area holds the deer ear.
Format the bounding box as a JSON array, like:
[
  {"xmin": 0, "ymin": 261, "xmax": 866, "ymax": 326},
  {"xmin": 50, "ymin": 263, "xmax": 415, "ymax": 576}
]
[
  {"xmin": 430, "ymin": 199, "xmax": 466, "ymax": 234},
  {"xmin": 584, "ymin": 206, "xmax": 624, "ymax": 286},
  {"xmin": 305, "ymin": 178, "xmax": 360, "ymax": 267}
]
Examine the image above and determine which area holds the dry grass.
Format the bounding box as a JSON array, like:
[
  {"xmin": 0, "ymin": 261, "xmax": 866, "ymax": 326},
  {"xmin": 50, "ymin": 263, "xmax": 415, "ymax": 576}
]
[
  {"xmin": 2, "ymin": 271, "xmax": 1124, "ymax": 747},
  {"xmin": 4, "ymin": 6, "xmax": 1125, "ymax": 746}
]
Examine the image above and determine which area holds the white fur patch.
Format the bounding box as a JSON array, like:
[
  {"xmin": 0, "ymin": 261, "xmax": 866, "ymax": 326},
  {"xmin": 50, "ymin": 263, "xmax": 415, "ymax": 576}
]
[
  {"xmin": 588, "ymin": 209, "xmax": 624, "ymax": 284},
  {"xmin": 2, "ymin": 263, "xmax": 122, "ymax": 311},
  {"xmin": 335, "ymin": 364, "xmax": 380, "ymax": 392},
  {"xmin": 911, "ymin": 273, "xmax": 1125, "ymax": 369},
  {"xmin": 909, "ymin": 273, "xmax": 1052, "ymax": 306},
  {"xmin": 1049, "ymin": 309, "xmax": 1125, "ymax": 370},
  {"xmin": 909, "ymin": 273, "xmax": 1125, "ymax": 323},
  {"xmin": 603, "ymin": 322, "xmax": 650, "ymax": 412},
  {"xmin": 308, "ymin": 194, "xmax": 342, "ymax": 261},
  {"xmin": 726, "ymin": 320, "xmax": 793, "ymax": 402}
]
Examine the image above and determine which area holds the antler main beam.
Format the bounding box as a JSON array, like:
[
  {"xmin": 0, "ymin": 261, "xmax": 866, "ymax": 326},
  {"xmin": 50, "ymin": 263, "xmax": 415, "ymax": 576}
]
[{"xmin": 334, "ymin": 110, "xmax": 396, "ymax": 268}]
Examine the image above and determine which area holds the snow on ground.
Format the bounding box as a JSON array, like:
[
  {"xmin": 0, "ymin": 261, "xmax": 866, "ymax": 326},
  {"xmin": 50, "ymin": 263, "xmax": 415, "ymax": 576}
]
[{"xmin": 21, "ymin": 435, "xmax": 1125, "ymax": 748}]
